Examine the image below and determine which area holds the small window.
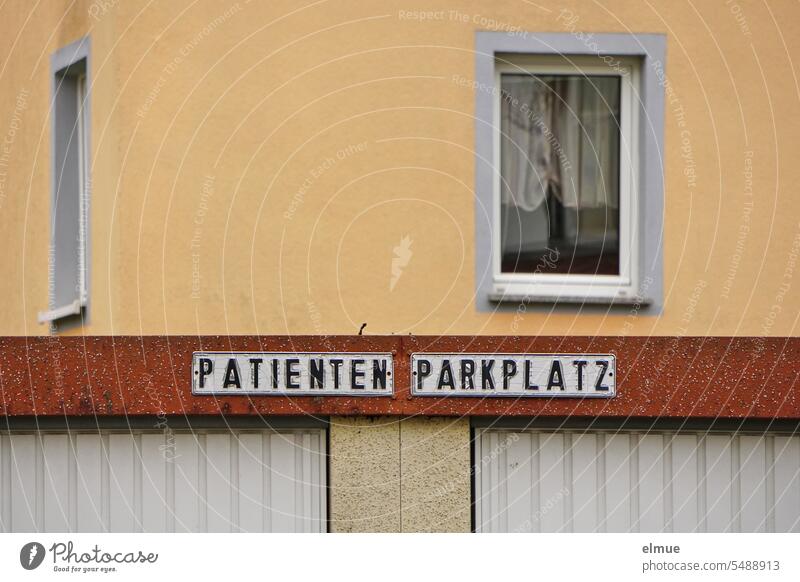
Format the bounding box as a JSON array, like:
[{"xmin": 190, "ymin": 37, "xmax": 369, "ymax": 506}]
[
  {"xmin": 39, "ymin": 38, "xmax": 90, "ymax": 326},
  {"xmin": 492, "ymin": 55, "xmax": 638, "ymax": 303}
]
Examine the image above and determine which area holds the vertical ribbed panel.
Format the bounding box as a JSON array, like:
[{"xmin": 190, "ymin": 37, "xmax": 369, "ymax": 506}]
[
  {"xmin": 474, "ymin": 429, "xmax": 800, "ymax": 533},
  {"xmin": 0, "ymin": 429, "xmax": 326, "ymax": 533}
]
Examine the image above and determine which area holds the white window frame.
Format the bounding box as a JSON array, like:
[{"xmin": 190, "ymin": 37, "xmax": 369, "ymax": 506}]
[
  {"xmin": 491, "ymin": 55, "xmax": 641, "ymax": 304},
  {"xmin": 38, "ymin": 37, "xmax": 91, "ymax": 326},
  {"xmin": 76, "ymin": 72, "xmax": 88, "ymax": 309}
]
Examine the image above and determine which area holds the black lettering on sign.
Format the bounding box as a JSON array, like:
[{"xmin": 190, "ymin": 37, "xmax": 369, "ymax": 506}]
[
  {"xmin": 460, "ymin": 359, "xmax": 475, "ymax": 390},
  {"xmin": 373, "ymin": 359, "xmax": 388, "ymax": 390},
  {"xmin": 310, "ymin": 358, "xmax": 324, "ymax": 389},
  {"xmin": 351, "ymin": 359, "xmax": 365, "ymax": 389},
  {"xmin": 594, "ymin": 360, "xmax": 610, "ymax": 391},
  {"xmin": 573, "ymin": 360, "xmax": 587, "ymax": 391},
  {"xmin": 502, "ymin": 359, "xmax": 517, "ymax": 390},
  {"xmin": 481, "ymin": 360, "xmax": 495, "ymax": 390},
  {"xmin": 524, "ymin": 360, "xmax": 539, "ymax": 390},
  {"xmin": 198, "ymin": 358, "xmax": 213, "ymax": 389},
  {"xmin": 271, "ymin": 359, "xmax": 279, "ymax": 389},
  {"xmin": 546, "ymin": 361, "xmax": 564, "ymax": 391},
  {"xmin": 329, "ymin": 359, "xmax": 344, "ymax": 389},
  {"xmin": 416, "ymin": 359, "xmax": 431, "ymax": 391},
  {"xmin": 223, "ymin": 358, "xmax": 241, "ymax": 389},
  {"xmin": 249, "ymin": 358, "xmax": 263, "ymax": 388},
  {"xmin": 285, "ymin": 359, "xmax": 300, "ymax": 389},
  {"xmin": 438, "ymin": 360, "xmax": 456, "ymax": 390}
]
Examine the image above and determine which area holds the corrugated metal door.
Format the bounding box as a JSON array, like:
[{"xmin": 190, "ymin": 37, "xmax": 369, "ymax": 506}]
[
  {"xmin": 0, "ymin": 429, "xmax": 326, "ymax": 532},
  {"xmin": 474, "ymin": 429, "xmax": 800, "ymax": 533}
]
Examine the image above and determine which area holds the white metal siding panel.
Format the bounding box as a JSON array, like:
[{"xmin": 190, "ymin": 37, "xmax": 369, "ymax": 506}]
[
  {"xmin": 42, "ymin": 434, "xmax": 70, "ymax": 532},
  {"xmin": 108, "ymin": 433, "xmax": 135, "ymax": 531},
  {"xmin": 237, "ymin": 433, "xmax": 263, "ymax": 533},
  {"xmin": 704, "ymin": 434, "xmax": 733, "ymax": 532},
  {"xmin": 506, "ymin": 432, "xmax": 533, "ymax": 533},
  {"xmin": 604, "ymin": 433, "xmax": 631, "ymax": 532},
  {"xmin": 475, "ymin": 429, "xmax": 800, "ymax": 533},
  {"xmin": 739, "ymin": 435, "xmax": 767, "ymax": 532},
  {"xmin": 0, "ymin": 429, "xmax": 326, "ymax": 533},
  {"xmin": 141, "ymin": 433, "xmax": 168, "ymax": 532},
  {"xmin": 173, "ymin": 433, "xmax": 200, "ymax": 532},
  {"xmin": 670, "ymin": 434, "xmax": 699, "ymax": 532},
  {"xmin": 539, "ymin": 433, "xmax": 566, "ymax": 533},
  {"xmin": 571, "ymin": 433, "xmax": 597, "ymax": 532},
  {"xmin": 774, "ymin": 436, "xmax": 800, "ymax": 532},
  {"xmin": 636, "ymin": 434, "xmax": 665, "ymax": 532},
  {"xmin": 11, "ymin": 434, "xmax": 37, "ymax": 532}
]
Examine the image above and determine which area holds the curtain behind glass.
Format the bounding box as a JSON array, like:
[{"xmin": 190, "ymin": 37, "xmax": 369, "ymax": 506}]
[{"xmin": 500, "ymin": 75, "xmax": 620, "ymax": 212}]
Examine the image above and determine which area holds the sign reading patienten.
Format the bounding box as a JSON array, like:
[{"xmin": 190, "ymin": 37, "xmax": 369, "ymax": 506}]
[
  {"xmin": 192, "ymin": 352, "xmax": 393, "ymax": 395},
  {"xmin": 411, "ymin": 353, "xmax": 616, "ymax": 397}
]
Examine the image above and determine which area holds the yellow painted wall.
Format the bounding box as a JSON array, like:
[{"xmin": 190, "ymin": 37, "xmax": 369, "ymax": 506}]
[{"xmin": 1, "ymin": 0, "xmax": 799, "ymax": 337}]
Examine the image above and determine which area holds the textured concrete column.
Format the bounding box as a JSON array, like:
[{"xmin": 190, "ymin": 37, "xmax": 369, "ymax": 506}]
[
  {"xmin": 399, "ymin": 417, "xmax": 472, "ymax": 532},
  {"xmin": 329, "ymin": 416, "xmax": 472, "ymax": 532},
  {"xmin": 329, "ymin": 417, "xmax": 401, "ymax": 532}
]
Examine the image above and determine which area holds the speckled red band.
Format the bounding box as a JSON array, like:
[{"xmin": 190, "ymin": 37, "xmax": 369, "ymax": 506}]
[{"xmin": 0, "ymin": 336, "xmax": 797, "ymax": 419}]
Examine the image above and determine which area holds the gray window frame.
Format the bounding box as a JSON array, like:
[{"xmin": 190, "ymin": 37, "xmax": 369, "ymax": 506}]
[
  {"xmin": 39, "ymin": 37, "xmax": 91, "ymax": 328},
  {"xmin": 474, "ymin": 32, "xmax": 665, "ymax": 313}
]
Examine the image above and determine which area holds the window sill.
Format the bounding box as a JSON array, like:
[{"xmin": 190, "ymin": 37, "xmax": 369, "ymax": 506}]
[
  {"xmin": 488, "ymin": 290, "xmax": 651, "ymax": 306},
  {"xmin": 37, "ymin": 300, "xmax": 82, "ymax": 323}
]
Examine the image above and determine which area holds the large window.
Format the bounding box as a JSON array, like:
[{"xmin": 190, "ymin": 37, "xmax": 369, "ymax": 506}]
[
  {"xmin": 473, "ymin": 33, "xmax": 665, "ymax": 309},
  {"xmin": 38, "ymin": 38, "xmax": 90, "ymax": 326},
  {"xmin": 494, "ymin": 56, "xmax": 638, "ymax": 302}
]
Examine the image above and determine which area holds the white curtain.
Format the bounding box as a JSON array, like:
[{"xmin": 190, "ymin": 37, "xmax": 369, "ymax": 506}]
[{"xmin": 500, "ymin": 75, "xmax": 620, "ymax": 212}]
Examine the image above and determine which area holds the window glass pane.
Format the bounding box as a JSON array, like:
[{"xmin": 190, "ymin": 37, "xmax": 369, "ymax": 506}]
[{"xmin": 499, "ymin": 73, "xmax": 621, "ymax": 276}]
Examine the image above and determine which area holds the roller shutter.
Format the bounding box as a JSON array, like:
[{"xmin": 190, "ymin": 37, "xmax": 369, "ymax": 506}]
[
  {"xmin": 0, "ymin": 428, "xmax": 326, "ymax": 532},
  {"xmin": 474, "ymin": 428, "xmax": 800, "ymax": 532}
]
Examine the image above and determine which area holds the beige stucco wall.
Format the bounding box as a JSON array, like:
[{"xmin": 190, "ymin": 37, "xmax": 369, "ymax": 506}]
[
  {"xmin": 1, "ymin": 0, "xmax": 800, "ymax": 337},
  {"xmin": 330, "ymin": 416, "xmax": 471, "ymax": 532}
]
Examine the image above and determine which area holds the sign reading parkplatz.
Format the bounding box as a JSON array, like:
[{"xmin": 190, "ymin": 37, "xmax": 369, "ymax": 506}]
[{"xmin": 411, "ymin": 353, "xmax": 616, "ymax": 397}]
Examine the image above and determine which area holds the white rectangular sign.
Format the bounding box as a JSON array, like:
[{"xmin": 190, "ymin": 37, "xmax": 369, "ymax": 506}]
[
  {"xmin": 192, "ymin": 352, "xmax": 393, "ymax": 395},
  {"xmin": 411, "ymin": 353, "xmax": 616, "ymax": 397}
]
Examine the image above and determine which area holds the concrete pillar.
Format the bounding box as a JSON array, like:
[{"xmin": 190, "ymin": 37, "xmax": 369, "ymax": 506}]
[
  {"xmin": 329, "ymin": 416, "xmax": 471, "ymax": 532},
  {"xmin": 399, "ymin": 416, "xmax": 471, "ymax": 532},
  {"xmin": 329, "ymin": 417, "xmax": 401, "ymax": 532}
]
